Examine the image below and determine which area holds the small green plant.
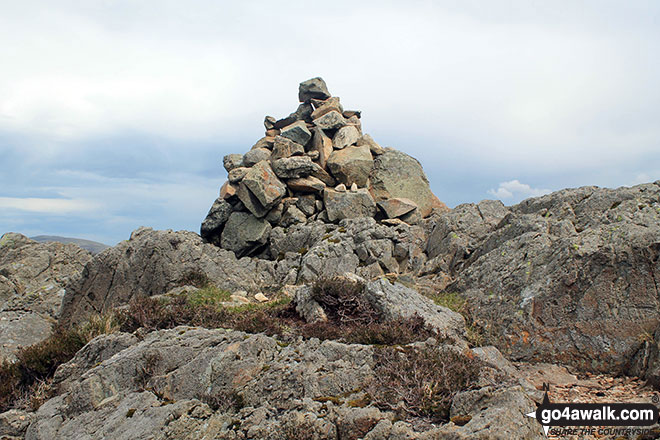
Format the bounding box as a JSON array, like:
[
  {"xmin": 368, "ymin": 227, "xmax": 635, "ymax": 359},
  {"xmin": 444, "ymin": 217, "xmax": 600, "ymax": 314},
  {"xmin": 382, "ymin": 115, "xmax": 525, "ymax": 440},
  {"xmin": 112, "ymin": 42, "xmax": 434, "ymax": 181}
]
[
  {"xmin": 431, "ymin": 291, "xmax": 467, "ymax": 314},
  {"xmin": 187, "ymin": 286, "xmax": 231, "ymax": 307}
]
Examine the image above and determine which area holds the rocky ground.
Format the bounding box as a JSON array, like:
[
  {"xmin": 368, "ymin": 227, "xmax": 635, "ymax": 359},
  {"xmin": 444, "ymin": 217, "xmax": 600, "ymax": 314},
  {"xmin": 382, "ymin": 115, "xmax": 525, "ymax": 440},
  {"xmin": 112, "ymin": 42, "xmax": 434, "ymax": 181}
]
[{"xmin": 1, "ymin": 78, "xmax": 659, "ymax": 439}]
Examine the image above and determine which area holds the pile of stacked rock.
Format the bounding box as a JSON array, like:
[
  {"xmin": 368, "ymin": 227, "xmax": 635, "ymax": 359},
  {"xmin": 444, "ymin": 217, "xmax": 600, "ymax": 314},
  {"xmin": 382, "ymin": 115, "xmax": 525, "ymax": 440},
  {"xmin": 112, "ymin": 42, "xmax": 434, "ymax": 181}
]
[{"xmin": 201, "ymin": 77, "xmax": 447, "ymax": 257}]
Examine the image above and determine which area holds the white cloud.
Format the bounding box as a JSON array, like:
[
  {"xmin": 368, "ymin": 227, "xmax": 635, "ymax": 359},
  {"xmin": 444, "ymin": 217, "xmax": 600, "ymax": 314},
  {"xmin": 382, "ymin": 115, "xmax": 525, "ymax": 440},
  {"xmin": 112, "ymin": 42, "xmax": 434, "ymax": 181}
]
[
  {"xmin": 0, "ymin": 197, "xmax": 99, "ymax": 214},
  {"xmin": 488, "ymin": 180, "xmax": 552, "ymax": 200}
]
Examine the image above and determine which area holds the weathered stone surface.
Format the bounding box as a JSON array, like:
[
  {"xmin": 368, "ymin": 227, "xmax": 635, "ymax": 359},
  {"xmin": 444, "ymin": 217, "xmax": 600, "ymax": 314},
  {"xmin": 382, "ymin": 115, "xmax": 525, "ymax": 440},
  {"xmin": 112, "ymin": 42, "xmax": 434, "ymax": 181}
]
[
  {"xmin": 363, "ymin": 278, "xmax": 466, "ymax": 343},
  {"xmin": 221, "ymin": 211, "xmax": 272, "ymax": 257},
  {"xmin": 356, "ymin": 134, "xmax": 384, "ymax": 155},
  {"xmin": 251, "ymin": 136, "xmax": 275, "ymax": 150},
  {"xmin": 377, "ymin": 197, "xmax": 418, "ymax": 218},
  {"xmin": 280, "ymin": 120, "xmax": 312, "ymax": 146},
  {"xmin": 369, "ymin": 148, "xmax": 446, "ymax": 217},
  {"xmin": 310, "ymin": 96, "xmax": 343, "ymax": 119},
  {"xmin": 264, "ymin": 115, "xmax": 276, "ymax": 130},
  {"xmin": 326, "ymin": 145, "xmax": 374, "ymax": 187},
  {"xmin": 310, "ymin": 165, "xmax": 336, "ymax": 187},
  {"xmin": 240, "ymin": 161, "xmax": 287, "ymax": 213},
  {"xmin": 296, "ymin": 195, "xmax": 317, "ymax": 216},
  {"xmin": 0, "ymin": 233, "xmax": 91, "ymax": 361},
  {"xmin": 222, "ymin": 154, "xmax": 243, "ymax": 172},
  {"xmin": 310, "ymin": 127, "xmax": 333, "ymax": 169},
  {"xmin": 270, "ymin": 136, "xmax": 304, "ymax": 160},
  {"xmin": 286, "ymin": 176, "xmax": 325, "ymax": 193},
  {"xmin": 60, "ymin": 228, "xmax": 283, "ymax": 325},
  {"xmin": 199, "ymin": 197, "xmax": 232, "ymax": 244},
  {"xmin": 0, "ymin": 409, "xmax": 34, "ymax": 439},
  {"xmin": 323, "ymin": 188, "xmax": 377, "ymax": 222},
  {"xmin": 242, "ymin": 147, "xmax": 271, "ymax": 167},
  {"xmin": 343, "ymin": 110, "xmax": 361, "ymax": 119},
  {"xmin": 332, "ymin": 125, "xmax": 360, "ymax": 150},
  {"xmin": 21, "ymin": 323, "xmax": 540, "ymax": 440},
  {"xmin": 280, "ymin": 205, "xmax": 307, "ymax": 227},
  {"xmin": 298, "ymin": 77, "xmax": 331, "ymax": 102},
  {"xmin": 271, "ymin": 156, "xmax": 317, "ymax": 179},
  {"xmin": 440, "ymin": 183, "xmax": 660, "ymax": 377},
  {"xmin": 313, "ymin": 110, "xmax": 346, "ymax": 130},
  {"xmin": 219, "ymin": 181, "xmax": 237, "ymax": 200},
  {"xmin": 227, "ymin": 166, "xmax": 249, "ymax": 183}
]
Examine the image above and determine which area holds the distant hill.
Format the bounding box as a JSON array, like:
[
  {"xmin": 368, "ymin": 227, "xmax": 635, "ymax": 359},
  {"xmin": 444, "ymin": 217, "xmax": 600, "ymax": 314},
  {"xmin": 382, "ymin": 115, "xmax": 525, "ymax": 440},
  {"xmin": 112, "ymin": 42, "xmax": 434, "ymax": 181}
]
[{"xmin": 30, "ymin": 235, "xmax": 110, "ymax": 255}]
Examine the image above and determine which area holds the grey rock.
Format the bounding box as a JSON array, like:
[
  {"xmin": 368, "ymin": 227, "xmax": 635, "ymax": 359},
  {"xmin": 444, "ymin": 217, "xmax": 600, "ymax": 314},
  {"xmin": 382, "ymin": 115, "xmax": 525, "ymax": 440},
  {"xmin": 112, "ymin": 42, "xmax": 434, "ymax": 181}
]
[
  {"xmin": 323, "ymin": 188, "xmax": 377, "ymax": 222},
  {"xmin": 269, "ymin": 221, "xmax": 330, "ymax": 257},
  {"xmin": 377, "ymin": 198, "xmax": 418, "ymax": 218},
  {"xmin": 280, "ymin": 120, "xmax": 312, "ymax": 146},
  {"xmin": 227, "ymin": 167, "xmax": 249, "ymax": 183},
  {"xmin": 332, "ymin": 125, "xmax": 361, "ymax": 150},
  {"xmin": 54, "ymin": 332, "xmax": 139, "ymax": 389},
  {"xmin": 60, "ymin": 228, "xmax": 283, "ymax": 325},
  {"xmin": 271, "ymin": 136, "xmax": 305, "ymax": 160},
  {"xmin": 272, "ymin": 156, "xmax": 317, "ymax": 179},
  {"xmin": 296, "ymin": 195, "xmax": 317, "ymax": 216},
  {"xmin": 369, "ymin": 149, "xmax": 447, "ymax": 217},
  {"xmin": 280, "ymin": 205, "xmax": 307, "ymax": 227},
  {"xmin": 445, "ymin": 183, "xmax": 660, "ymax": 377},
  {"xmin": 313, "ymin": 110, "xmax": 346, "ymax": 130},
  {"xmin": 298, "ymin": 237, "xmax": 361, "ymax": 283},
  {"xmin": 0, "ymin": 409, "xmax": 34, "ymax": 439},
  {"xmin": 0, "ymin": 233, "xmax": 91, "ymax": 361},
  {"xmin": 242, "ymin": 147, "xmax": 271, "ymax": 167},
  {"xmin": 199, "ymin": 197, "xmax": 233, "ymax": 245},
  {"xmin": 222, "ymin": 154, "xmax": 243, "ymax": 172},
  {"xmin": 240, "ymin": 161, "xmax": 287, "ymax": 214},
  {"xmin": 237, "ymin": 182, "xmax": 270, "ymax": 218},
  {"xmin": 356, "ymin": 134, "xmax": 385, "ymax": 155},
  {"xmin": 326, "ymin": 145, "xmax": 374, "ymax": 187},
  {"xmin": 363, "ymin": 278, "xmax": 466, "ymax": 343},
  {"xmin": 221, "ymin": 212, "xmax": 272, "ymax": 257},
  {"xmin": 298, "ymin": 77, "xmax": 331, "ymax": 102}
]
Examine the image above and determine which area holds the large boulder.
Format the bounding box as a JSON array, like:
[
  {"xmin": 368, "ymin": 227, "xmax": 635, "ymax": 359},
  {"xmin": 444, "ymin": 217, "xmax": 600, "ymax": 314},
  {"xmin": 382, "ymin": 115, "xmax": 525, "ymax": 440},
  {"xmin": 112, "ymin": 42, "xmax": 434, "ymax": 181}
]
[
  {"xmin": 369, "ymin": 149, "xmax": 447, "ymax": 217},
  {"xmin": 220, "ymin": 212, "xmax": 272, "ymax": 257},
  {"xmin": 0, "ymin": 233, "xmax": 91, "ymax": 361},
  {"xmin": 59, "ymin": 228, "xmax": 285, "ymax": 326},
  {"xmin": 237, "ymin": 160, "xmax": 287, "ymax": 217},
  {"xmin": 298, "ymin": 77, "xmax": 331, "ymax": 102},
  {"xmin": 199, "ymin": 197, "xmax": 233, "ymax": 245},
  {"xmin": 323, "ymin": 188, "xmax": 377, "ymax": 222},
  {"xmin": 442, "ymin": 183, "xmax": 660, "ymax": 376},
  {"xmin": 326, "ymin": 145, "xmax": 373, "ymax": 187}
]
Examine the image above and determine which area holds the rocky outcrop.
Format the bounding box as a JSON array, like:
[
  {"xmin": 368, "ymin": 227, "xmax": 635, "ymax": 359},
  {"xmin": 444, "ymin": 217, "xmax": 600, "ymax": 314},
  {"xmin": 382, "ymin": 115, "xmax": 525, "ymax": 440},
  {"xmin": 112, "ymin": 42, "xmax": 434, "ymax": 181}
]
[
  {"xmin": 22, "ymin": 327, "xmax": 541, "ymax": 439},
  {"xmin": 200, "ymin": 77, "xmax": 446, "ymax": 257},
  {"xmin": 0, "ymin": 233, "xmax": 91, "ymax": 362},
  {"xmin": 424, "ymin": 182, "xmax": 660, "ymax": 379},
  {"xmin": 59, "ymin": 227, "xmax": 292, "ymax": 326}
]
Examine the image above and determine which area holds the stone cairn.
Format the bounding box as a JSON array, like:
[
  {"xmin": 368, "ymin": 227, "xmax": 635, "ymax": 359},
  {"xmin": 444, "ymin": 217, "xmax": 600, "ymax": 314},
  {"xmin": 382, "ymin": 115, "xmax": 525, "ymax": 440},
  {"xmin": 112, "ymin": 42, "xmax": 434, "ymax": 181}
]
[{"xmin": 201, "ymin": 77, "xmax": 446, "ymax": 257}]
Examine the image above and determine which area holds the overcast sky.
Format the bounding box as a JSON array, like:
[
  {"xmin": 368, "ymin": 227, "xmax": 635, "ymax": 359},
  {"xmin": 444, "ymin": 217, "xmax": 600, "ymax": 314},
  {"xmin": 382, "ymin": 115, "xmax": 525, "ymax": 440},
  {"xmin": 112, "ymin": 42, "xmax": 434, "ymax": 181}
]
[{"xmin": 1, "ymin": 0, "xmax": 659, "ymax": 245}]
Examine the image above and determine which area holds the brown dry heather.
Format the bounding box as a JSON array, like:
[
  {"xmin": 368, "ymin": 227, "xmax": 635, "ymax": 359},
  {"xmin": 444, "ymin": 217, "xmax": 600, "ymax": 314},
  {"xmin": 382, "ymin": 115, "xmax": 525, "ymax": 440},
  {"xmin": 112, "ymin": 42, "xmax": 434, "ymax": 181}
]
[{"xmin": 369, "ymin": 345, "xmax": 482, "ymax": 423}]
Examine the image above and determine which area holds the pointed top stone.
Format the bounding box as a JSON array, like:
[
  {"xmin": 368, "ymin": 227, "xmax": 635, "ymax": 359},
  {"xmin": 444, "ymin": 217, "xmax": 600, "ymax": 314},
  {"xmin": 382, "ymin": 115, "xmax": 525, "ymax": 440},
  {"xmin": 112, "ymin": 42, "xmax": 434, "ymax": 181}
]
[{"xmin": 298, "ymin": 77, "xmax": 331, "ymax": 102}]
